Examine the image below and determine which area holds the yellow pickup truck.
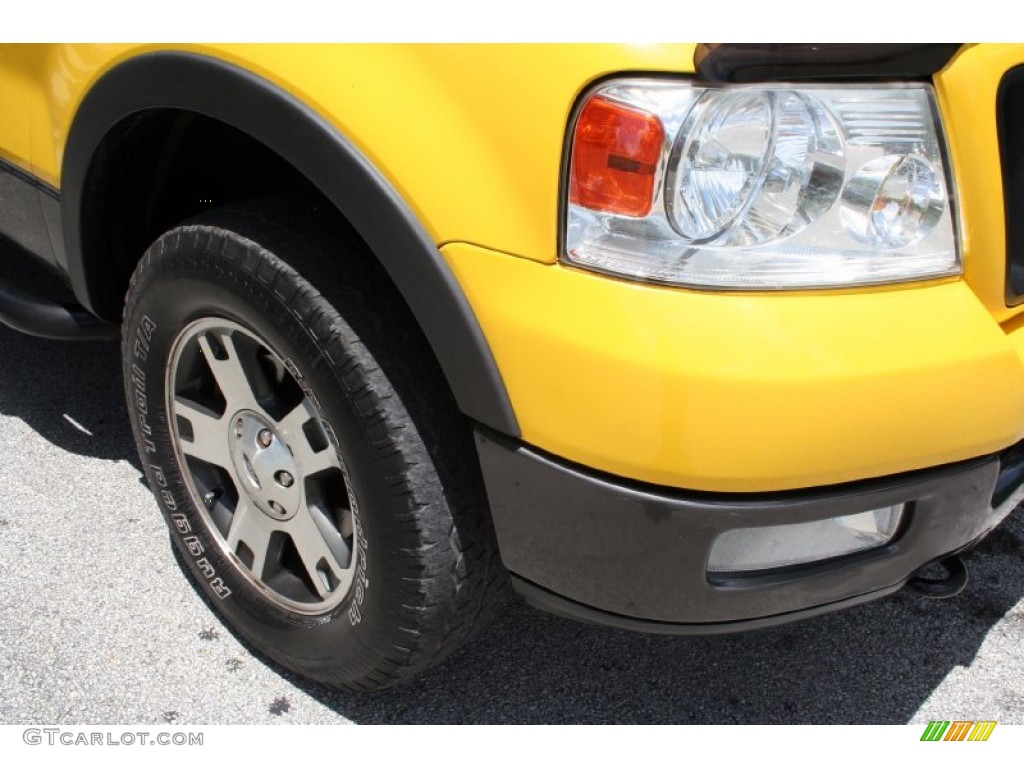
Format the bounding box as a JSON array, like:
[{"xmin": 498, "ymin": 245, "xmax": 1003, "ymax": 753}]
[{"xmin": 1, "ymin": 43, "xmax": 1022, "ymax": 691}]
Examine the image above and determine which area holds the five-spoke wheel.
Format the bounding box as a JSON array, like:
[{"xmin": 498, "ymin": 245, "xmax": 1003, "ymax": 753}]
[{"xmin": 168, "ymin": 318, "xmax": 356, "ymax": 613}]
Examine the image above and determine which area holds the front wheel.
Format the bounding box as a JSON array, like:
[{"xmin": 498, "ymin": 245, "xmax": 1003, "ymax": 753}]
[{"xmin": 122, "ymin": 203, "xmax": 505, "ymax": 690}]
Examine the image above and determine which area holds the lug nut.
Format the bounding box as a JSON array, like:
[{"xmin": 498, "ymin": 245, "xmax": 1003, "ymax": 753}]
[
  {"xmin": 275, "ymin": 470, "xmax": 295, "ymax": 488},
  {"xmin": 257, "ymin": 428, "xmax": 273, "ymax": 448},
  {"xmin": 268, "ymin": 500, "xmax": 285, "ymax": 517},
  {"xmin": 234, "ymin": 418, "xmax": 244, "ymax": 439}
]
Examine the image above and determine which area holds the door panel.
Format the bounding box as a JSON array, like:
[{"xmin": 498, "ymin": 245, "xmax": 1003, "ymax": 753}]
[{"xmin": 0, "ymin": 44, "xmax": 58, "ymax": 268}]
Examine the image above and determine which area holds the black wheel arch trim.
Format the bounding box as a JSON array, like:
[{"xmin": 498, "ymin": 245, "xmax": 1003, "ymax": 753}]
[{"xmin": 61, "ymin": 50, "xmax": 519, "ymax": 436}]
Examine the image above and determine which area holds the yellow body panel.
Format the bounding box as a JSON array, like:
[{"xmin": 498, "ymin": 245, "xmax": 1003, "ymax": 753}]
[
  {"xmin": 3, "ymin": 43, "xmax": 1024, "ymax": 492},
  {"xmin": 0, "ymin": 44, "xmax": 46, "ymax": 170},
  {"xmin": 17, "ymin": 43, "xmax": 693, "ymax": 262},
  {"xmin": 445, "ymin": 243, "xmax": 1024, "ymax": 491}
]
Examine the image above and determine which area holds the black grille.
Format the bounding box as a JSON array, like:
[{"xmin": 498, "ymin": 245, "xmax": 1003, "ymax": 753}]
[{"xmin": 999, "ymin": 65, "xmax": 1024, "ymax": 304}]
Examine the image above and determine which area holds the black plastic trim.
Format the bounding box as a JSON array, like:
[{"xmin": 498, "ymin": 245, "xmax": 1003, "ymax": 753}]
[
  {"xmin": 61, "ymin": 51, "xmax": 518, "ymax": 435},
  {"xmin": 998, "ymin": 65, "xmax": 1024, "ymax": 306},
  {"xmin": 694, "ymin": 43, "xmax": 963, "ymax": 83},
  {"xmin": 994, "ymin": 437, "xmax": 1024, "ymax": 507},
  {"xmin": 0, "ymin": 157, "xmax": 59, "ymax": 268},
  {"xmin": 512, "ymin": 575, "xmax": 903, "ymax": 636},
  {"xmin": 0, "ymin": 156, "xmax": 59, "ymax": 199},
  {"xmin": 478, "ymin": 426, "xmax": 1020, "ymax": 629},
  {"xmin": 0, "ymin": 274, "xmax": 119, "ymax": 340}
]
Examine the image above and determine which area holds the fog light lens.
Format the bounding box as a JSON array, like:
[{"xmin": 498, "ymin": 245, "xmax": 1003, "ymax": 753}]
[{"xmin": 707, "ymin": 505, "xmax": 904, "ymax": 574}]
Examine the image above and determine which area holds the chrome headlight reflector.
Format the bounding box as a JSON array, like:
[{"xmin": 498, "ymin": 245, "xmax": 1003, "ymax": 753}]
[{"xmin": 564, "ymin": 81, "xmax": 959, "ymax": 290}]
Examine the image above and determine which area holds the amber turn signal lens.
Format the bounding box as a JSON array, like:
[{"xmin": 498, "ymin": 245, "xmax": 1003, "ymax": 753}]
[{"xmin": 568, "ymin": 96, "xmax": 664, "ymax": 217}]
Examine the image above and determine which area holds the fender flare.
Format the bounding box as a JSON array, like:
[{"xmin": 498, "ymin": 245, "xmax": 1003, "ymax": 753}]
[{"xmin": 62, "ymin": 51, "xmax": 519, "ymax": 435}]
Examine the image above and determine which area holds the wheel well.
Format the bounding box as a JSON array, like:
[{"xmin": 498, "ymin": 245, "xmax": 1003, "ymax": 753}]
[
  {"xmin": 65, "ymin": 50, "xmax": 518, "ymax": 434},
  {"xmin": 84, "ymin": 107, "xmax": 510, "ymax": 444},
  {"xmin": 82, "ymin": 109, "xmax": 321, "ymax": 319}
]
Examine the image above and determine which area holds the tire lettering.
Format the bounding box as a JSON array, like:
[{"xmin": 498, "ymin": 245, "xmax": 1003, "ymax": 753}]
[
  {"xmin": 130, "ymin": 309, "xmax": 233, "ymax": 603},
  {"xmin": 139, "ymin": 315, "xmax": 156, "ymax": 342},
  {"xmin": 322, "ymin": 421, "xmax": 339, "ymax": 451},
  {"xmin": 344, "ymin": 461, "xmax": 370, "ymax": 626},
  {"xmin": 130, "ymin": 356, "xmax": 156, "ymax": 453},
  {"xmin": 133, "ymin": 316, "xmax": 156, "ymax": 361},
  {"xmin": 209, "ymin": 578, "xmax": 232, "ymax": 599},
  {"xmin": 183, "ymin": 536, "xmax": 204, "ymax": 557},
  {"xmin": 137, "ymin": 325, "xmax": 232, "ymax": 607}
]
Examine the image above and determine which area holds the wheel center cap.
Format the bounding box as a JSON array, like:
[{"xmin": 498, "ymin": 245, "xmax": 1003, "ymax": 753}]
[{"xmin": 228, "ymin": 410, "xmax": 301, "ymax": 521}]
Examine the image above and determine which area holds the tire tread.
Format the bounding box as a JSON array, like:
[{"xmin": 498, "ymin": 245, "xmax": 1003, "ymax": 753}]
[{"xmin": 122, "ymin": 199, "xmax": 508, "ymax": 691}]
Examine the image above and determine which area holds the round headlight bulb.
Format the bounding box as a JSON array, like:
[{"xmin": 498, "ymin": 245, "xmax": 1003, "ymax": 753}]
[
  {"xmin": 665, "ymin": 89, "xmax": 844, "ymax": 247},
  {"xmin": 666, "ymin": 90, "xmax": 773, "ymax": 241},
  {"xmin": 840, "ymin": 154, "xmax": 945, "ymax": 249}
]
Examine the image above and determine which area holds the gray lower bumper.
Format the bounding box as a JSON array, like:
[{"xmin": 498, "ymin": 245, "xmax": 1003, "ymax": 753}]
[{"xmin": 476, "ymin": 428, "xmax": 1023, "ymax": 631}]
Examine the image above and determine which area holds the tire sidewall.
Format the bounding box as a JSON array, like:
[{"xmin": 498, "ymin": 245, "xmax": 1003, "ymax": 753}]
[{"xmin": 123, "ymin": 234, "xmax": 392, "ymax": 673}]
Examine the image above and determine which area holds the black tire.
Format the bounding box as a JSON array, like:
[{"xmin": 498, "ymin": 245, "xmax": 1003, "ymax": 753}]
[{"xmin": 121, "ymin": 200, "xmax": 507, "ymax": 691}]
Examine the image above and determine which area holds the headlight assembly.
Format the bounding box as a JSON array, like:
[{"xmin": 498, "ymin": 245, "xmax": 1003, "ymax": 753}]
[{"xmin": 564, "ymin": 80, "xmax": 959, "ymax": 290}]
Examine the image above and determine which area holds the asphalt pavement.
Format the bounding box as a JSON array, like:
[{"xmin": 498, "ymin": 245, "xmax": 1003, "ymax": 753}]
[{"xmin": 0, "ymin": 320, "xmax": 1022, "ymax": 724}]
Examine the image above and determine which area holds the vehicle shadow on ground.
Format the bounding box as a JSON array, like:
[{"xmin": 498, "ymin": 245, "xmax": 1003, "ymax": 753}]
[
  {"xmin": 303, "ymin": 518, "xmax": 1024, "ymax": 723},
  {"xmin": 0, "ymin": 247, "xmax": 137, "ymax": 468},
  {"xmin": 2, "ymin": 320, "xmax": 1023, "ymax": 724},
  {"xmin": 0, "ymin": 328, "xmax": 134, "ymax": 466}
]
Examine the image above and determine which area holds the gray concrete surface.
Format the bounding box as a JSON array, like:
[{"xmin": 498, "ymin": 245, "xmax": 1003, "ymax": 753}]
[{"xmin": 0, "ymin": 321, "xmax": 1022, "ymax": 725}]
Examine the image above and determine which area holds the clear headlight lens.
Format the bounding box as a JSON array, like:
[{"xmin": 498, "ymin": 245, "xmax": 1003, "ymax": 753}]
[
  {"xmin": 564, "ymin": 81, "xmax": 959, "ymax": 290},
  {"xmin": 840, "ymin": 154, "xmax": 946, "ymax": 248},
  {"xmin": 667, "ymin": 90, "xmax": 844, "ymax": 246}
]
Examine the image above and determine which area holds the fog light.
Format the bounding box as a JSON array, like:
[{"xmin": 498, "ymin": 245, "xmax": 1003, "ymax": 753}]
[{"xmin": 707, "ymin": 505, "xmax": 904, "ymax": 574}]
